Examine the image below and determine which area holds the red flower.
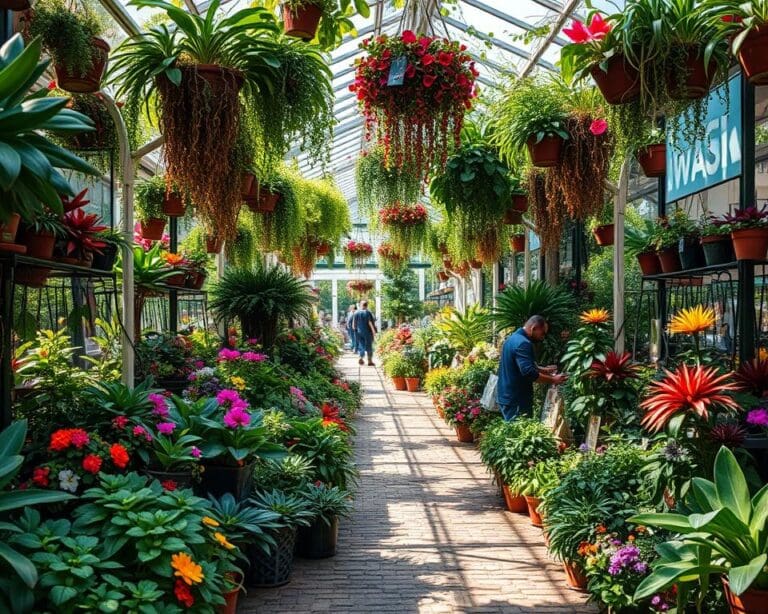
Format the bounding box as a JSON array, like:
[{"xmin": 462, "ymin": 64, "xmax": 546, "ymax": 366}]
[
  {"xmin": 69, "ymin": 429, "xmax": 90, "ymax": 449},
  {"xmin": 82, "ymin": 454, "xmax": 102, "ymax": 474},
  {"xmin": 589, "ymin": 119, "xmax": 608, "ymax": 136},
  {"xmin": 405, "ymin": 63, "xmax": 416, "ymax": 78},
  {"xmin": 162, "ymin": 480, "xmax": 177, "ymax": 491},
  {"xmin": 437, "ymin": 51, "xmax": 454, "ymax": 66},
  {"xmin": 401, "ymin": 30, "xmax": 417, "ymax": 44},
  {"xmin": 32, "ymin": 466, "xmax": 50, "ymax": 487},
  {"xmin": 422, "ymin": 74, "xmax": 436, "ymax": 87},
  {"xmin": 563, "ymin": 13, "xmax": 611, "ymax": 44},
  {"xmin": 640, "ymin": 365, "xmax": 739, "ymax": 433},
  {"xmin": 174, "ymin": 579, "xmax": 195, "ymax": 608},
  {"xmin": 563, "ymin": 19, "xmax": 591, "ymax": 43},
  {"xmin": 109, "ymin": 443, "xmax": 130, "ymax": 469},
  {"xmin": 732, "ymin": 359, "xmax": 768, "ymax": 398},
  {"xmin": 421, "ymin": 53, "xmax": 435, "ymax": 66},
  {"xmin": 49, "ymin": 429, "xmax": 73, "ymax": 451},
  {"xmin": 112, "ymin": 416, "xmax": 129, "ymax": 430},
  {"xmin": 587, "ymin": 351, "xmax": 639, "ymax": 382}
]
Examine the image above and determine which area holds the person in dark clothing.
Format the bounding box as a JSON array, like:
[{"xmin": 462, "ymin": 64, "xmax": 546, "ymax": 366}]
[
  {"xmin": 497, "ymin": 315, "xmax": 567, "ymax": 421},
  {"xmin": 353, "ymin": 300, "xmax": 377, "ymax": 366}
]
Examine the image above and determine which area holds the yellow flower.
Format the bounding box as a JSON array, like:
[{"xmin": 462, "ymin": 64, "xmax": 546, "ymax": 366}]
[
  {"xmin": 201, "ymin": 516, "xmax": 220, "ymax": 527},
  {"xmin": 668, "ymin": 305, "xmax": 715, "ymax": 336},
  {"xmin": 580, "ymin": 308, "xmax": 610, "ymax": 324},
  {"xmin": 230, "ymin": 376, "xmax": 246, "ymax": 391},
  {"xmin": 213, "ymin": 532, "xmax": 236, "ymax": 550},
  {"xmin": 171, "ymin": 552, "xmax": 204, "ymax": 586}
]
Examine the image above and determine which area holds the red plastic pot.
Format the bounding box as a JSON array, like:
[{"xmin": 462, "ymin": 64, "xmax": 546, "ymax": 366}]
[
  {"xmin": 510, "ymin": 234, "xmax": 525, "ymax": 252},
  {"xmin": 526, "ymin": 134, "xmax": 564, "ymax": 167},
  {"xmin": 55, "ymin": 37, "xmax": 110, "ymax": 94},
  {"xmin": 455, "ymin": 423, "xmax": 474, "ymax": 443},
  {"xmin": 161, "ymin": 193, "xmax": 185, "ymax": 217},
  {"xmin": 658, "ymin": 246, "xmax": 682, "ymax": 273},
  {"xmin": 637, "ymin": 251, "xmax": 662, "ymax": 276},
  {"xmin": 282, "ymin": 3, "xmax": 322, "ymax": 40},
  {"xmin": 14, "ymin": 266, "xmax": 51, "ymax": 288},
  {"xmin": 501, "ymin": 485, "xmax": 527, "ymax": 513},
  {"xmin": 503, "ymin": 209, "xmax": 523, "ymax": 225},
  {"xmin": 737, "ymin": 26, "xmax": 768, "ymax": 86},
  {"xmin": 563, "ymin": 560, "xmax": 588, "ymax": 591},
  {"xmin": 511, "ymin": 194, "xmax": 528, "ymax": 213},
  {"xmin": 140, "ymin": 218, "xmax": 166, "ymax": 241},
  {"xmin": 525, "ymin": 496, "xmax": 544, "ymax": 527},
  {"xmin": 186, "ymin": 271, "xmax": 207, "ymax": 290},
  {"xmin": 592, "ymin": 223, "xmax": 614, "ymax": 247},
  {"xmin": 206, "ymin": 235, "xmax": 223, "ymax": 254},
  {"xmin": 392, "ymin": 376, "xmax": 407, "ymax": 391},
  {"xmin": 667, "ymin": 46, "xmax": 716, "ymax": 100},
  {"xmin": 590, "ymin": 54, "xmax": 641, "ymax": 104},
  {"xmin": 722, "ymin": 577, "xmax": 768, "ymax": 614},
  {"xmin": 405, "ymin": 377, "xmax": 420, "ymax": 392},
  {"xmin": 637, "ymin": 143, "xmax": 666, "ymax": 177},
  {"xmin": 165, "ymin": 272, "xmax": 187, "ymax": 287},
  {"xmin": 732, "ymin": 228, "xmax": 768, "ymax": 261}
]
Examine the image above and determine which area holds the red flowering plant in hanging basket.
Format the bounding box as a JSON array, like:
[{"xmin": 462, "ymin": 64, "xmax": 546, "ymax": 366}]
[
  {"xmin": 378, "ymin": 202, "xmax": 429, "ymax": 256},
  {"xmin": 343, "ymin": 240, "xmax": 373, "ymax": 268},
  {"xmin": 377, "ymin": 241, "xmax": 406, "ymax": 273},
  {"xmin": 350, "ymin": 30, "xmax": 479, "ymax": 179},
  {"xmin": 347, "ymin": 279, "xmax": 374, "ymax": 297}
]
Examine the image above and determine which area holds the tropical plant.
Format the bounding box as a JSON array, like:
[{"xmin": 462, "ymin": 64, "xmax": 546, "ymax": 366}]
[
  {"xmin": 134, "ymin": 175, "xmax": 167, "ymax": 221},
  {"xmin": 382, "ymin": 352, "xmax": 409, "ymax": 379},
  {"xmin": 478, "ymin": 418, "xmax": 559, "ymax": 485},
  {"xmin": 435, "ymin": 305, "xmax": 491, "ymax": 356},
  {"xmin": 205, "ymin": 492, "xmax": 281, "ymax": 554},
  {"xmin": 706, "ymin": 0, "xmax": 768, "ymax": 55},
  {"xmin": 355, "ymin": 146, "xmax": 422, "ymax": 213},
  {"xmin": 723, "ymin": 205, "xmax": 768, "ymax": 230},
  {"xmin": 300, "ymin": 482, "xmax": 353, "ymax": 526},
  {"xmin": 624, "ymin": 218, "xmax": 658, "ymax": 257},
  {"xmin": 250, "ymin": 489, "xmax": 314, "ymax": 529},
  {"xmin": 279, "ymin": 0, "xmax": 370, "ymax": 50},
  {"xmin": 0, "ymin": 34, "xmax": 99, "ymax": 223},
  {"xmin": 632, "ymin": 446, "xmax": 768, "ymax": 609},
  {"xmin": 209, "ymin": 265, "xmax": 315, "ymax": 349},
  {"xmin": 284, "ymin": 418, "xmax": 357, "ymax": 489},
  {"xmin": 108, "ymin": 0, "xmax": 281, "ymax": 240}
]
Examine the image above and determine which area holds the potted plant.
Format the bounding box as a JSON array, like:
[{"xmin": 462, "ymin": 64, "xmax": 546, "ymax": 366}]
[
  {"xmin": 625, "ymin": 219, "xmax": 661, "ymax": 276},
  {"xmin": 350, "ymin": 30, "xmax": 478, "ymax": 179},
  {"xmin": 491, "ymin": 75, "xmax": 569, "ymax": 167},
  {"xmin": 651, "ymin": 210, "xmax": 699, "ymax": 273},
  {"xmin": 281, "ymin": 0, "xmax": 367, "ymax": 48},
  {"xmin": 478, "ymin": 419, "xmax": 529, "ymax": 513},
  {"xmin": 133, "ymin": 332, "xmax": 196, "ymax": 390},
  {"xmin": 588, "ymin": 204, "xmax": 615, "ymax": 247},
  {"xmin": 109, "ymin": 0, "xmax": 282, "ymax": 242},
  {"xmin": 346, "ymin": 279, "xmax": 374, "ymax": 298},
  {"xmin": 18, "ymin": 208, "xmax": 66, "ymax": 260},
  {"xmin": 712, "ymin": 0, "xmax": 768, "ymax": 85},
  {"xmin": 59, "ymin": 204, "xmax": 107, "ymax": 267},
  {"xmin": 509, "ymin": 230, "xmax": 526, "ymax": 253},
  {"xmin": 437, "ymin": 385, "xmax": 484, "ymax": 443},
  {"xmin": 29, "ymin": 0, "xmax": 109, "ymax": 93},
  {"xmin": 296, "ymin": 482, "xmax": 353, "ymax": 559},
  {"xmin": 401, "ymin": 347, "xmax": 427, "ymax": 392},
  {"xmin": 636, "ymin": 128, "xmax": 667, "ymax": 178},
  {"xmin": 162, "ymin": 252, "xmax": 189, "ymax": 287},
  {"xmin": 632, "ymin": 446, "xmax": 768, "ymax": 613},
  {"xmin": 134, "ymin": 177, "xmax": 167, "ymax": 241},
  {"xmin": 141, "ymin": 424, "xmax": 203, "ymax": 490},
  {"xmin": 184, "ymin": 250, "xmax": 209, "ymax": 289},
  {"xmin": 356, "ymin": 146, "xmax": 422, "ymax": 214},
  {"xmin": 508, "ymin": 456, "xmax": 565, "ymax": 528},
  {"xmin": 378, "ymin": 202, "xmax": 429, "ymax": 257},
  {"xmin": 378, "ymin": 242, "xmax": 406, "ymax": 274},
  {"xmin": 247, "ymin": 489, "xmax": 314, "ymax": 587},
  {"xmin": 281, "ymin": 0, "xmax": 326, "ymax": 40},
  {"xmin": 383, "ymin": 353, "xmax": 408, "ymax": 391},
  {"xmin": 343, "ymin": 240, "xmax": 373, "ymax": 268},
  {"xmin": 91, "ymin": 227, "xmax": 128, "ymax": 271},
  {"xmin": 723, "ymin": 206, "xmax": 768, "ymax": 261},
  {"xmin": 699, "ymin": 215, "xmax": 735, "ymax": 266}
]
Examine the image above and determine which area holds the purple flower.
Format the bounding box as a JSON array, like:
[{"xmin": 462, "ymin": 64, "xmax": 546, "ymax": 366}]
[
  {"xmin": 241, "ymin": 351, "xmax": 267, "ymax": 362},
  {"xmin": 148, "ymin": 393, "xmax": 169, "ymax": 417},
  {"xmin": 608, "ymin": 544, "xmax": 641, "ymax": 575},
  {"xmin": 579, "ymin": 443, "xmax": 589, "ymax": 452},
  {"xmin": 747, "ymin": 407, "xmax": 768, "ymax": 428},
  {"xmin": 157, "ymin": 422, "xmax": 176, "ymax": 435},
  {"xmin": 223, "ymin": 406, "xmax": 251, "ymax": 429},
  {"xmin": 194, "ymin": 360, "xmax": 205, "ymax": 369},
  {"xmin": 190, "ymin": 446, "xmax": 202, "ymax": 458},
  {"xmin": 217, "ymin": 348, "xmax": 241, "ymax": 361},
  {"xmin": 651, "ymin": 596, "xmax": 662, "ymax": 607},
  {"xmin": 633, "ymin": 561, "xmax": 648, "ymax": 574}
]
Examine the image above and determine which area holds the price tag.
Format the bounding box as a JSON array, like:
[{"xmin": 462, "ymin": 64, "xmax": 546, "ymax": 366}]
[
  {"xmin": 387, "ymin": 56, "xmax": 407, "ymax": 86},
  {"xmin": 585, "ymin": 414, "xmax": 601, "ymax": 451}
]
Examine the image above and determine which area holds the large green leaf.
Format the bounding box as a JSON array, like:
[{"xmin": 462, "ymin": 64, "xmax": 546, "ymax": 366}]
[
  {"xmin": 714, "ymin": 446, "xmax": 752, "ymax": 524},
  {"xmin": 689, "ymin": 508, "xmax": 750, "ymax": 540},
  {"xmin": 0, "ymin": 141, "xmax": 22, "ymax": 190},
  {"xmin": 634, "ymin": 561, "xmax": 695, "ymax": 599},
  {"xmin": 0, "ymin": 488, "xmax": 73, "ymax": 513},
  {"xmin": 0, "ymin": 36, "xmax": 41, "ymax": 103},
  {"xmin": 728, "ymin": 554, "xmax": 767, "ymax": 596},
  {"xmin": 0, "ymin": 420, "xmax": 26, "ymax": 457},
  {"xmin": 629, "ymin": 512, "xmax": 694, "ymax": 533},
  {"xmin": 0, "ymin": 542, "xmax": 37, "ymax": 588}
]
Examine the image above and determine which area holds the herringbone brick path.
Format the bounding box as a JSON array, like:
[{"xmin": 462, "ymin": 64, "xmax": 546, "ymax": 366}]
[{"xmin": 241, "ymin": 355, "xmax": 595, "ymax": 613}]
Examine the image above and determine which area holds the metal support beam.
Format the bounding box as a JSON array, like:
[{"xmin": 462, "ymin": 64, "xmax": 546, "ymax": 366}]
[
  {"xmin": 738, "ymin": 76, "xmax": 757, "ymax": 362},
  {"xmin": 461, "ymin": 0, "xmax": 568, "ymax": 46},
  {"xmin": 519, "ymin": 0, "xmax": 580, "ymax": 78}
]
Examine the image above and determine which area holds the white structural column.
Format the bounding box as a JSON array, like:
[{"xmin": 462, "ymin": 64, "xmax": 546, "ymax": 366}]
[
  {"xmin": 375, "ymin": 279, "xmax": 382, "ymax": 327},
  {"xmin": 492, "ymin": 264, "xmax": 499, "ymax": 306},
  {"xmin": 331, "ymin": 278, "xmax": 339, "ymax": 328},
  {"xmin": 418, "ymin": 268, "xmax": 426, "ymax": 301},
  {"xmin": 614, "ymin": 160, "xmax": 631, "ymax": 354},
  {"xmin": 453, "ymin": 277, "xmax": 466, "ymax": 313},
  {"xmin": 524, "ymin": 229, "xmax": 531, "ymax": 288},
  {"xmin": 470, "ymin": 269, "xmax": 482, "ymax": 305}
]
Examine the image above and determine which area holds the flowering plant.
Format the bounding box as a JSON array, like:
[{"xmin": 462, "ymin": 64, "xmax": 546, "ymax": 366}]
[
  {"xmin": 723, "ymin": 205, "xmax": 768, "ymax": 230},
  {"xmin": 559, "ymin": 11, "xmax": 621, "ymax": 83},
  {"xmin": 437, "ymin": 385, "xmax": 484, "ymax": 427},
  {"xmin": 343, "ymin": 240, "xmax": 373, "ymax": 268},
  {"xmin": 351, "ymin": 30, "xmax": 478, "ymax": 178},
  {"xmin": 378, "ymin": 202, "xmax": 429, "ymax": 255},
  {"xmin": 347, "ymin": 279, "xmax": 374, "ymax": 296}
]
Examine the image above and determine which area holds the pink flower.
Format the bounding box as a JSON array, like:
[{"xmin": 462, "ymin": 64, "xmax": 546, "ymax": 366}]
[
  {"xmin": 149, "ymin": 393, "xmax": 169, "ymax": 417},
  {"xmin": 217, "ymin": 348, "xmax": 241, "ymax": 361},
  {"xmin": 563, "ymin": 13, "xmax": 611, "ymax": 44},
  {"xmin": 194, "ymin": 360, "xmax": 205, "ymax": 369},
  {"xmin": 69, "ymin": 430, "xmax": 90, "ymax": 448},
  {"xmin": 747, "ymin": 408, "xmax": 768, "ymax": 428},
  {"xmin": 112, "ymin": 416, "xmax": 129, "ymax": 430},
  {"xmin": 241, "ymin": 352, "xmax": 267, "ymax": 362},
  {"xmin": 190, "ymin": 446, "xmax": 202, "ymax": 458},
  {"xmin": 590, "ymin": 118, "xmax": 608, "ymax": 135},
  {"xmin": 133, "ymin": 425, "xmax": 146, "ymax": 437},
  {"xmin": 401, "ymin": 30, "xmax": 417, "ymax": 44},
  {"xmin": 563, "ymin": 19, "xmax": 591, "ymax": 43},
  {"xmin": 223, "ymin": 406, "xmax": 251, "ymax": 429},
  {"xmin": 587, "ymin": 13, "xmax": 611, "ymax": 40},
  {"xmin": 157, "ymin": 422, "xmax": 176, "ymax": 435},
  {"xmin": 217, "ymin": 389, "xmax": 243, "ymax": 406}
]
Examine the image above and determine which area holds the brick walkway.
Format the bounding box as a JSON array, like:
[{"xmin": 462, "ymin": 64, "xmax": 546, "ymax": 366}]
[{"xmin": 241, "ymin": 355, "xmax": 595, "ymax": 613}]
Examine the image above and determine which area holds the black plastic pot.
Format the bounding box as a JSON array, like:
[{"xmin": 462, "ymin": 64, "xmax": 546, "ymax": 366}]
[
  {"xmin": 91, "ymin": 244, "xmax": 118, "ymax": 271},
  {"xmin": 200, "ymin": 462, "xmax": 254, "ymax": 500},
  {"xmin": 154, "ymin": 376, "xmax": 189, "ymax": 395},
  {"xmin": 701, "ymin": 235, "xmax": 735, "ymax": 266},
  {"xmin": 679, "ymin": 238, "xmax": 704, "ymax": 270},
  {"xmin": 245, "ymin": 526, "xmax": 297, "ymax": 587},
  {"xmin": 145, "ymin": 468, "xmax": 194, "ymax": 490},
  {"xmin": 296, "ymin": 516, "xmax": 339, "ymax": 559}
]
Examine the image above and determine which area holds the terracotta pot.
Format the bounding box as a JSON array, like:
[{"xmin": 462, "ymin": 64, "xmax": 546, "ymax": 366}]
[
  {"xmin": 54, "ymin": 37, "xmax": 109, "ymax": 94},
  {"xmin": 737, "ymin": 26, "xmax": 768, "ymax": 86},
  {"xmin": 241, "ymin": 172, "xmax": 255, "ymax": 198},
  {"xmin": 140, "ymin": 218, "xmax": 166, "ymax": 241},
  {"xmin": 455, "ymin": 423, "xmax": 474, "ymax": 443},
  {"xmin": 732, "ymin": 228, "xmax": 768, "ymax": 261},
  {"xmin": 206, "ymin": 235, "xmax": 223, "ymax": 254},
  {"xmin": 503, "ymin": 209, "xmax": 523, "ymax": 225},
  {"xmin": 392, "ymin": 376, "xmax": 407, "ymax": 391},
  {"xmin": 437, "ymin": 405, "xmax": 445, "ymax": 419},
  {"xmin": 165, "ymin": 271, "xmax": 187, "ymax": 287},
  {"xmin": 19, "ymin": 229, "xmax": 55, "ymax": 259},
  {"xmin": 469, "ymin": 259, "xmax": 482, "ymax": 269},
  {"xmin": 658, "ymin": 246, "xmax": 682, "ymax": 273},
  {"xmin": 701, "ymin": 234, "xmax": 735, "ymax": 266},
  {"xmin": 161, "ymin": 193, "xmax": 185, "ymax": 217},
  {"xmin": 442, "ymin": 257, "xmax": 453, "ymax": 269},
  {"xmin": 0, "ymin": 0, "xmax": 30, "ymax": 9},
  {"xmin": 246, "ymin": 188, "xmax": 280, "ymax": 214},
  {"xmin": 526, "ymin": 134, "xmax": 564, "ymax": 167},
  {"xmin": 592, "ymin": 223, "xmax": 614, "ymax": 247},
  {"xmin": 722, "ymin": 577, "xmax": 768, "ymax": 614},
  {"xmin": 14, "ymin": 266, "xmax": 51, "ymax": 288},
  {"xmin": 437, "ymin": 271, "xmax": 449, "ymax": 282},
  {"xmin": 590, "ymin": 54, "xmax": 641, "ymax": 104},
  {"xmin": 186, "ymin": 270, "xmax": 207, "ymax": 290},
  {"xmin": 563, "ymin": 560, "xmax": 588, "ymax": 591},
  {"xmin": 637, "ymin": 143, "xmax": 666, "ymax": 177},
  {"xmin": 0, "ymin": 213, "xmax": 26, "ymax": 253},
  {"xmin": 282, "ymin": 2, "xmax": 322, "ymax": 40},
  {"xmin": 511, "ymin": 194, "xmax": 528, "ymax": 213},
  {"xmin": 668, "ymin": 46, "xmax": 716, "ymax": 100},
  {"xmin": 316, "ymin": 242, "xmax": 330, "ymax": 257},
  {"xmin": 217, "ymin": 572, "xmax": 243, "ymax": 614},
  {"xmin": 510, "ymin": 234, "xmax": 525, "ymax": 252},
  {"xmin": 525, "ymin": 495, "xmax": 543, "ymax": 527},
  {"xmin": 190, "ymin": 64, "xmax": 244, "ymax": 92},
  {"xmin": 637, "ymin": 251, "xmax": 661, "ymax": 276},
  {"xmin": 501, "ymin": 485, "xmax": 528, "ymax": 513},
  {"xmin": 405, "ymin": 377, "xmax": 420, "ymax": 392}
]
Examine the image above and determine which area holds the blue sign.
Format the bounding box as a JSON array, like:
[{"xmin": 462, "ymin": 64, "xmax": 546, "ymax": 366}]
[
  {"xmin": 666, "ymin": 74, "xmax": 742, "ymax": 202},
  {"xmin": 387, "ymin": 56, "xmax": 407, "ymax": 87}
]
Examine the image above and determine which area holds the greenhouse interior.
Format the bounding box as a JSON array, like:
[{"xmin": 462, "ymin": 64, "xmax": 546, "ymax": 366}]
[{"xmin": 3, "ymin": 0, "xmax": 768, "ymax": 612}]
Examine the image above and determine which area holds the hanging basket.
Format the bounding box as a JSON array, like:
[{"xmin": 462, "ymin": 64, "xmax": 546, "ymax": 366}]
[
  {"xmin": 161, "ymin": 193, "xmax": 185, "ymax": 217},
  {"xmin": 592, "ymin": 224, "xmax": 614, "ymax": 247},
  {"xmin": 637, "ymin": 144, "xmax": 666, "ymax": 178},
  {"xmin": 667, "ymin": 47, "xmax": 716, "ymax": 101},
  {"xmin": 510, "ymin": 194, "xmax": 528, "ymax": 213},
  {"xmin": 55, "ymin": 37, "xmax": 110, "ymax": 94},
  {"xmin": 206, "ymin": 235, "xmax": 223, "ymax": 254},
  {"xmin": 737, "ymin": 26, "xmax": 768, "ymax": 86},
  {"xmin": 140, "ymin": 218, "xmax": 166, "ymax": 241},
  {"xmin": 282, "ymin": 2, "xmax": 322, "ymax": 40},
  {"xmin": 590, "ymin": 54, "xmax": 641, "ymax": 104},
  {"xmin": 526, "ymin": 134, "xmax": 564, "ymax": 167},
  {"xmin": 510, "ymin": 234, "xmax": 525, "ymax": 252}
]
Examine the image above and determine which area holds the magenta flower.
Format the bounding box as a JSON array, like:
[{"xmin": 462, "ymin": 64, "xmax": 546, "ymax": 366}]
[
  {"xmin": 132, "ymin": 425, "xmax": 146, "ymax": 437},
  {"xmin": 217, "ymin": 348, "xmax": 241, "ymax": 361},
  {"xmin": 157, "ymin": 422, "xmax": 176, "ymax": 435},
  {"xmin": 149, "ymin": 393, "xmax": 169, "ymax": 417},
  {"xmin": 194, "ymin": 360, "xmax": 205, "ymax": 369},
  {"xmin": 241, "ymin": 351, "xmax": 267, "ymax": 362},
  {"xmin": 590, "ymin": 119, "xmax": 608, "ymax": 135},
  {"xmin": 190, "ymin": 446, "xmax": 202, "ymax": 458},
  {"xmin": 223, "ymin": 406, "xmax": 251, "ymax": 429},
  {"xmin": 747, "ymin": 407, "xmax": 768, "ymax": 428},
  {"xmin": 216, "ymin": 389, "xmax": 243, "ymax": 406}
]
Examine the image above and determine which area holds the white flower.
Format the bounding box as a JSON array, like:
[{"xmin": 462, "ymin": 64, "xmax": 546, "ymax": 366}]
[
  {"xmin": 197, "ymin": 367, "xmax": 215, "ymax": 378},
  {"xmin": 58, "ymin": 469, "xmax": 79, "ymax": 493}
]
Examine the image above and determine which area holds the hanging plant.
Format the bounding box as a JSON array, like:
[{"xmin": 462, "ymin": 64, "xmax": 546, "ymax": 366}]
[
  {"xmin": 109, "ymin": 0, "xmax": 281, "ymax": 241},
  {"xmin": 290, "ymin": 240, "xmax": 319, "ymax": 278},
  {"xmin": 344, "ymin": 240, "xmax": 373, "ymax": 268},
  {"xmin": 347, "ymin": 279, "xmax": 374, "ymax": 297},
  {"xmin": 528, "ymin": 169, "xmax": 565, "ymax": 253},
  {"xmin": 378, "ymin": 241, "xmax": 406, "ymax": 274},
  {"xmin": 248, "ymin": 165, "xmax": 304, "ymax": 255},
  {"xmin": 350, "ymin": 30, "xmax": 478, "ymax": 179},
  {"xmin": 355, "ymin": 146, "xmax": 423, "ymax": 214},
  {"xmin": 378, "ymin": 202, "xmax": 429, "ymax": 257}
]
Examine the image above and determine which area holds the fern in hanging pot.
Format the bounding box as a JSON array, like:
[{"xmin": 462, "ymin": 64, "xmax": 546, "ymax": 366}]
[
  {"xmin": 343, "ymin": 240, "xmax": 373, "ymax": 268},
  {"xmin": 378, "ymin": 202, "xmax": 429, "ymax": 257},
  {"xmin": 248, "ymin": 165, "xmax": 304, "ymax": 256},
  {"xmin": 350, "ymin": 30, "xmax": 479, "ymax": 180},
  {"xmin": 356, "ymin": 146, "xmax": 423, "ymax": 215}
]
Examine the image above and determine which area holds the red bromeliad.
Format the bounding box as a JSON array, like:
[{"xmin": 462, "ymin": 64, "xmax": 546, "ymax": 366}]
[
  {"xmin": 732, "ymin": 358, "xmax": 768, "ymax": 398},
  {"xmin": 587, "ymin": 351, "xmax": 639, "ymax": 382},
  {"xmin": 63, "ymin": 208, "xmax": 107, "ymax": 256},
  {"xmin": 563, "ymin": 14, "xmax": 612, "ymax": 44}
]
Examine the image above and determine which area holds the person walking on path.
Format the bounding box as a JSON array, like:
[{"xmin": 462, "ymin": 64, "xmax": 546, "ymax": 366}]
[
  {"xmin": 353, "ymin": 300, "xmax": 377, "ymax": 366},
  {"xmin": 497, "ymin": 315, "xmax": 567, "ymax": 421},
  {"xmin": 347, "ymin": 304, "xmax": 358, "ymax": 353}
]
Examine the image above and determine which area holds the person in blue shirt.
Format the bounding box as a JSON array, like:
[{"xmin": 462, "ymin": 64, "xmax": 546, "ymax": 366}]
[
  {"xmin": 497, "ymin": 315, "xmax": 567, "ymax": 421},
  {"xmin": 353, "ymin": 300, "xmax": 377, "ymax": 366}
]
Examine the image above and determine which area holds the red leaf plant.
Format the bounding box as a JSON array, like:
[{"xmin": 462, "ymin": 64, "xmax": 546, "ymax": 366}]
[
  {"xmin": 63, "ymin": 208, "xmax": 106, "ymax": 257},
  {"xmin": 639, "ymin": 364, "xmax": 739, "ymax": 433},
  {"xmin": 587, "ymin": 351, "xmax": 639, "ymax": 383},
  {"xmin": 732, "ymin": 358, "xmax": 768, "ymax": 398}
]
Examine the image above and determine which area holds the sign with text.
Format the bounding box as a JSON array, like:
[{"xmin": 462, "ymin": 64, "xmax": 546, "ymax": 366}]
[{"xmin": 666, "ymin": 74, "xmax": 742, "ymax": 203}]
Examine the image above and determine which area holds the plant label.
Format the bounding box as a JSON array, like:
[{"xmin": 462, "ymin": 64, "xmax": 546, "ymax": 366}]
[
  {"xmin": 585, "ymin": 414, "xmax": 601, "ymax": 451},
  {"xmin": 387, "ymin": 56, "xmax": 407, "ymax": 86},
  {"xmin": 480, "ymin": 373, "xmax": 498, "ymax": 411}
]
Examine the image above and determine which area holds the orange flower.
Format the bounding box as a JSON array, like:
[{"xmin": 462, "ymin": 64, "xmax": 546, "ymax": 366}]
[
  {"xmin": 595, "ymin": 524, "xmax": 607, "ymax": 534},
  {"xmin": 579, "ymin": 308, "xmax": 610, "ymax": 324},
  {"xmin": 164, "ymin": 252, "xmax": 186, "ymax": 267},
  {"xmin": 668, "ymin": 305, "xmax": 715, "ymax": 336},
  {"xmin": 171, "ymin": 552, "xmax": 204, "ymax": 586},
  {"xmin": 213, "ymin": 532, "xmax": 235, "ymax": 550}
]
